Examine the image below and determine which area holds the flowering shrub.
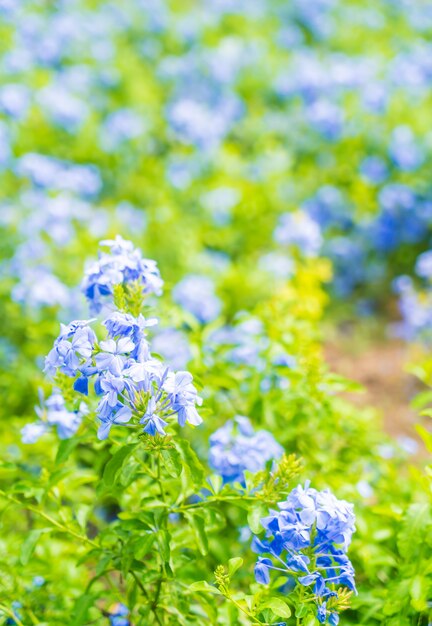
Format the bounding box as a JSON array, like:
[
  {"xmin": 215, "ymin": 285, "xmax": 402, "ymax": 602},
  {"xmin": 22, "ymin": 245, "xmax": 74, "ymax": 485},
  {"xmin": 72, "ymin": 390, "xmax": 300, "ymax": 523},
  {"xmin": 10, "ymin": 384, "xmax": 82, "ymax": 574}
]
[{"xmin": 0, "ymin": 237, "xmax": 430, "ymax": 626}]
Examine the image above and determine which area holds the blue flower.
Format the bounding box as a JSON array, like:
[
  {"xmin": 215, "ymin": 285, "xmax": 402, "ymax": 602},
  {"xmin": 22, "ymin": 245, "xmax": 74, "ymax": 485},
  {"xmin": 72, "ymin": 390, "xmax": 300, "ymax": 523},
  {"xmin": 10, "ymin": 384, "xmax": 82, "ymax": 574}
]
[
  {"xmin": 100, "ymin": 108, "xmax": 143, "ymax": 152},
  {"xmin": 45, "ymin": 320, "xmax": 96, "ymax": 377},
  {"xmin": 81, "ymin": 237, "xmax": 163, "ymax": 313},
  {"xmin": 22, "ymin": 391, "xmax": 86, "ymax": 443},
  {"xmin": 163, "ymin": 371, "xmax": 203, "ymax": 427},
  {"xmin": 254, "ymin": 557, "xmax": 273, "ymax": 584},
  {"xmin": 173, "ymin": 274, "xmax": 221, "ymax": 324},
  {"xmin": 109, "ymin": 603, "xmax": 130, "ymax": 626},
  {"xmin": 415, "ymin": 251, "xmax": 432, "ymax": 280},
  {"xmin": 140, "ymin": 398, "xmax": 168, "ymax": 435},
  {"xmin": 97, "ymin": 403, "xmax": 132, "ymax": 440},
  {"xmin": 209, "ymin": 416, "xmax": 283, "ymax": 483},
  {"xmin": 95, "ymin": 338, "xmax": 135, "ymax": 376},
  {"xmin": 274, "ymin": 211, "xmax": 322, "ymax": 257},
  {"xmin": 151, "ymin": 328, "xmax": 192, "ymax": 370},
  {"xmin": 317, "ymin": 602, "xmax": 327, "ymax": 623},
  {"xmin": 252, "ymin": 483, "xmax": 356, "ymax": 623}
]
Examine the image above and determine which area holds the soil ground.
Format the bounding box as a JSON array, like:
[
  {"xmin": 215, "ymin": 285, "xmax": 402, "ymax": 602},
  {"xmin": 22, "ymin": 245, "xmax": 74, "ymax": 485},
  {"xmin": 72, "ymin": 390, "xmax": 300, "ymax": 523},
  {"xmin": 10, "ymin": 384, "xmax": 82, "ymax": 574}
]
[{"xmin": 324, "ymin": 337, "xmax": 421, "ymax": 441}]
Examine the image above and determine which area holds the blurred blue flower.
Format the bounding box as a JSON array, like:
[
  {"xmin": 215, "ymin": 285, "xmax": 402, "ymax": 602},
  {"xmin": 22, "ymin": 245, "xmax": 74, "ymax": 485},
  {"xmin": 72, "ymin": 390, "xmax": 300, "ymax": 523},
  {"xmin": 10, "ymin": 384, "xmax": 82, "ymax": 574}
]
[
  {"xmin": 209, "ymin": 416, "xmax": 283, "ymax": 483},
  {"xmin": 274, "ymin": 211, "xmax": 322, "ymax": 257},
  {"xmin": 173, "ymin": 274, "xmax": 221, "ymax": 323}
]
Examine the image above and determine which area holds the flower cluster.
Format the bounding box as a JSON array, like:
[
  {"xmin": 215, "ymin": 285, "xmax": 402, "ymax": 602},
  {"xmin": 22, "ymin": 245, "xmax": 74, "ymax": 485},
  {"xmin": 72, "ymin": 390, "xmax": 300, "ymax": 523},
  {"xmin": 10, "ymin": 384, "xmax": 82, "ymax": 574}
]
[
  {"xmin": 253, "ymin": 482, "xmax": 356, "ymax": 625},
  {"xmin": 42, "ymin": 312, "xmax": 202, "ymax": 441},
  {"xmin": 24, "ymin": 240, "xmax": 202, "ymax": 443},
  {"xmin": 209, "ymin": 416, "xmax": 284, "ymax": 483},
  {"xmin": 21, "ymin": 391, "xmax": 87, "ymax": 443},
  {"xmin": 81, "ymin": 236, "xmax": 163, "ymax": 314}
]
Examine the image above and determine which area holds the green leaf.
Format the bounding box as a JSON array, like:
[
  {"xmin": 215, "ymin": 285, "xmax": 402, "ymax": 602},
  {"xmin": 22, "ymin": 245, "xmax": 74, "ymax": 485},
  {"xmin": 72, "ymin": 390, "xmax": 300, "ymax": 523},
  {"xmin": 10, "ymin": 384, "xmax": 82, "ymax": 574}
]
[
  {"xmin": 247, "ymin": 503, "xmax": 267, "ymax": 534},
  {"xmin": 71, "ymin": 593, "xmax": 95, "ymax": 626},
  {"xmin": 55, "ymin": 438, "xmax": 79, "ymax": 465},
  {"xmin": 185, "ymin": 512, "xmax": 208, "ymax": 555},
  {"xmin": 161, "ymin": 447, "xmax": 182, "ymax": 477},
  {"xmin": 207, "ymin": 474, "xmax": 223, "ymax": 494},
  {"xmin": 95, "ymin": 553, "xmax": 112, "ymax": 577},
  {"xmin": 228, "ymin": 557, "xmax": 243, "ymax": 577},
  {"xmin": 410, "ymin": 575, "xmax": 428, "ymax": 611},
  {"xmin": 103, "ymin": 443, "xmax": 137, "ymax": 485},
  {"xmin": 416, "ymin": 424, "xmax": 432, "ymax": 453},
  {"xmin": 261, "ymin": 597, "xmax": 292, "ymax": 619},
  {"xmin": 133, "ymin": 533, "xmax": 155, "ymax": 559},
  {"xmin": 398, "ymin": 503, "xmax": 431, "ymax": 559},
  {"xmin": 158, "ymin": 529, "xmax": 171, "ymax": 563},
  {"xmin": 20, "ymin": 528, "xmax": 51, "ymax": 565},
  {"xmin": 175, "ymin": 439, "xmax": 205, "ymax": 488},
  {"xmin": 411, "ymin": 390, "xmax": 432, "ymax": 410},
  {"xmin": 189, "ymin": 581, "xmax": 222, "ymax": 595},
  {"xmin": 75, "ymin": 505, "xmax": 91, "ymax": 531}
]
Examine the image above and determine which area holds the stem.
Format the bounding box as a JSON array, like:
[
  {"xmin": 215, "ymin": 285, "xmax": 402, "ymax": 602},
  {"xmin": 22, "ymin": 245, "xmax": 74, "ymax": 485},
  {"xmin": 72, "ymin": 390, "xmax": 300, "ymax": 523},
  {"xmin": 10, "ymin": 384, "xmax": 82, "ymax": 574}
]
[
  {"xmin": 0, "ymin": 604, "xmax": 25, "ymax": 626},
  {"xmin": 0, "ymin": 490, "xmax": 98, "ymax": 548},
  {"xmin": 172, "ymin": 494, "xmax": 258, "ymax": 513},
  {"xmin": 225, "ymin": 593, "xmax": 268, "ymax": 625}
]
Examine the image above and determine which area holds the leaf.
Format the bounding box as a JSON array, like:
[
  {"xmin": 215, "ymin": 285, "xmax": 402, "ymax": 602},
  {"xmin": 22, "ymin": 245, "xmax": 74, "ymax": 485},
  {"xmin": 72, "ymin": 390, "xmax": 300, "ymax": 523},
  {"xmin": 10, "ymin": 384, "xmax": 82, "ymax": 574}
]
[
  {"xmin": 398, "ymin": 503, "xmax": 431, "ymax": 559},
  {"xmin": 161, "ymin": 447, "xmax": 182, "ymax": 478},
  {"xmin": 133, "ymin": 533, "xmax": 155, "ymax": 559},
  {"xmin": 103, "ymin": 444, "xmax": 137, "ymax": 485},
  {"xmin": 20, "ymin": 528, "xmax": 51, "ymax": 565},
  {"xmin": 95, "ymin": 553, "xmax": 112, "ymax": 577},
  {"xmin": 228, "ymin": 557, "xmax": 243, "ymax": 577},
  {"xmin": 410, "ymin": 575, "xmax": 428, "ymax": 611},
  {"xmin": 247, "ymin": 503, "xmax": 267, "ymax": 534},
  {"xmin": 75, "ymin": 505, "xmax": 91, "ymax": 531},
  {"xmin": 207, "ymin": 474, "xmax": 223, "ymax": 495},
  {"xmin": 185, "ymin": 512, "xmax": 208, "ymax": 555},
  {"xmin": 157, "ymin": 529, "xmax": 171, "ymax": 563},
  {"xmin": 55, "ymin": 438, "xmax": 79, "ymax": 465},
  {"xmin": 416, "ymin": 424, "xmax": 432, "ymax": 453},
  {"xmin": 261, "ymin": 597, "xmax": 292, "ymax": 619},
  {"xmin": 71, "ymin": 593, "xmax": 95, "ymax": 626},
  {"xmin": 175, "ymin": 439, "xmax": 205, "ymax": 488},
  {"xmin": 189, "ymin": 581, "xmax": 222, "ymax": 595},
  {"xmin": 411, "ymin": 390, "xmax": 432, "ymax": 409}
]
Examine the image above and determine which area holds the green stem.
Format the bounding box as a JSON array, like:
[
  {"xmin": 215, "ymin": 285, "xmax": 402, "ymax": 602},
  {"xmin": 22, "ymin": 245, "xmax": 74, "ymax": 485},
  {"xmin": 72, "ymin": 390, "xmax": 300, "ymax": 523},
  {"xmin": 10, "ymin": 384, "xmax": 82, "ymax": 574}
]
[
  {"xmin": 0, "ymin": 490, "xmax": 98, "ymax": 548},
  {"xmin": 0, "ymin": 604, "xmax": 26, "ymax": 626},
  {"xmin": 225, "ymin": 593, "xmax": 268, "ymax": 625}
]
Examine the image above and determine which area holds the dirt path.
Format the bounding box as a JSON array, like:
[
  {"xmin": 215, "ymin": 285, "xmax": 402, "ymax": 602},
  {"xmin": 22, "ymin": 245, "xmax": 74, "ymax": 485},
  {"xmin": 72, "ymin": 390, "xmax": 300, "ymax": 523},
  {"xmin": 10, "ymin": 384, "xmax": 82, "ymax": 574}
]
[{"xmin": 324, "ymin": 339, "xmax": 421, "ymax": 441}]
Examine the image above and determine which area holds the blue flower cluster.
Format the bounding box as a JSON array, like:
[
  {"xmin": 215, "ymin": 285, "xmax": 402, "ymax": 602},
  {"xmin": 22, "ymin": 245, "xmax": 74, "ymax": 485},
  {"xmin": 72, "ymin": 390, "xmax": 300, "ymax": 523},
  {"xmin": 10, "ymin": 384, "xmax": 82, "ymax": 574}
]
[
  {"xmin": 82, "ymin": 236, "xmax": 163, "ymax": 314},
  {"xmin": 42, "ymin": 313, "xmax": 202, "ymax": 441},
  {"xmin": 27, "ymin": 240, "xmax": 202, "ymax": 442},
  {"xmin": 253, "ymin": 482, "xmax": 356, "ymax": 625},
  {"xmin": 209, "ymin": 416, "xmax": 283, "ymax": 483},
  {"xmin": 21, "ymin": 391, "xmax": 87, "ymax": 444}
]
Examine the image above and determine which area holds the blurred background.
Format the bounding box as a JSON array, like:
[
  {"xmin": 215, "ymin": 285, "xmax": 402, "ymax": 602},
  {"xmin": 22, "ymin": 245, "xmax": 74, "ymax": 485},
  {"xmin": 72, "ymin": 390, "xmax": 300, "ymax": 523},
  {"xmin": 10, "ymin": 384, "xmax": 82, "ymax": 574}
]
[{"xmin": 2, "ymin": 0, "xmax": 432, "ymax": 450}]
